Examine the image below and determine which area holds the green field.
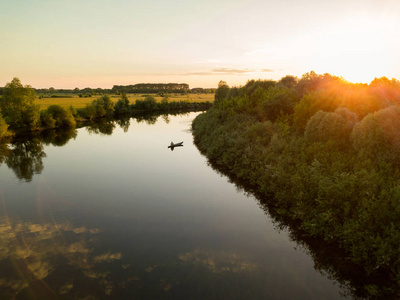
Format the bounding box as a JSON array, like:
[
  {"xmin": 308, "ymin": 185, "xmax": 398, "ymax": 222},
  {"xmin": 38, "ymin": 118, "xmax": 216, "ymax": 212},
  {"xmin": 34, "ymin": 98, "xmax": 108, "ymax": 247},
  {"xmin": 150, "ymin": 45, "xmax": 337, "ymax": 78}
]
[{"xmin": 35, "ymin": 93, "xmax": 215, "ymax": 110}]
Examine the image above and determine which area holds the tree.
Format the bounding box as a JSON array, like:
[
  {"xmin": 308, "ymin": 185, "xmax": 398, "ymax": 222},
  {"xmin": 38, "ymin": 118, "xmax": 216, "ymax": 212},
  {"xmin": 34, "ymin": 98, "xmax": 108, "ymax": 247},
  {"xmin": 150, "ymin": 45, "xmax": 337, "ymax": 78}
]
[
  {"xmin": 0, "ymin": 77, "xmax": 40, "ymax": 129},
  {"xmin": 305, "ymin": 108, "xmax": 358, "ymax": 145},
  {"xmin": 277, "ymin": 75, "xmax": 298, "ymax": 89},
  {"xmin": 0, "ymin": 113, "xmax": 9, "ymax": 139},
  {"xmin": 82, "ymin": 95, "xmax": 115, "ymax": 119},
  {"xmin": 351, "ymin": 105, "xmax": 400, "ymax": 165},
  {"xmin": 46, "ymin": 105, "xmax": 76, "ymax": 127},
  {"xmin": 114, "ymin": 93, "xmax": 131, "ymax": 114},
  {"xmin": 215, "ymin": 81, "xmax": 230, "ymax": 104}
]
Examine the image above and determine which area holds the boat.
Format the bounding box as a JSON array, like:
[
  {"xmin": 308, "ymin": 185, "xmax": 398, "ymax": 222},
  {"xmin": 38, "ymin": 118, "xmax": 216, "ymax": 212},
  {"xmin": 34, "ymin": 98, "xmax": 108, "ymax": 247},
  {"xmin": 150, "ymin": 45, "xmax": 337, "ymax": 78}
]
[{"xmin": 168, "ymin": 141, "xmax": 183, "ymax": 150}]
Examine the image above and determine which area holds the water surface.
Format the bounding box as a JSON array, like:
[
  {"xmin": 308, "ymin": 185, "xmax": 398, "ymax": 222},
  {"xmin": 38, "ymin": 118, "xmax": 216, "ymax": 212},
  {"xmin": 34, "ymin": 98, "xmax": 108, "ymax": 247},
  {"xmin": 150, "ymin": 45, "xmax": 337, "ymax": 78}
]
[{"xmin": 0, "ymin": 112, "xmax": 345, "ymax": 299}]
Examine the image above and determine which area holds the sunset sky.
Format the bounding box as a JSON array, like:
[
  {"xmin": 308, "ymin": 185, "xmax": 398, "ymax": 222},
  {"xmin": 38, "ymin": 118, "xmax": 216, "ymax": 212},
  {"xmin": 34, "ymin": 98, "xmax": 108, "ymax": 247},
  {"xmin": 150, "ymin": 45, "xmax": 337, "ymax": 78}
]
[{"xmin": 1, "ymin": 0, "xmax": 399, "ymax": 89}]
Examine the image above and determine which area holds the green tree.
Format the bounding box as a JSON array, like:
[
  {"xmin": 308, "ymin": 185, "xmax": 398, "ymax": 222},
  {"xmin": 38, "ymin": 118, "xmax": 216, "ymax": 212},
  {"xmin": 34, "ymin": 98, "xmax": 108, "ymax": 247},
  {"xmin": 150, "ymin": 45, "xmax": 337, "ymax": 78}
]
[
  {"xmin": 0, "ymin": 113, "xmax": 9, "ymax": 139},
  {"xmin": 214, "ymin": 81, "xmax": 230, "ymax": 105},
  {"xmin": 277, "ymin": 75, "xmax": 298, "ymax": 89},
  {"xmin": 114, "ymin": 93, "xmax": 130, "ymax": 114},
  {"xmin": 82, "ymin": 95, "xmax": 115, "ymax": 119},
  {"xmin": 0, "ymin": 77, "xmax": 40, "ymax": 129},
  {"xmin": 45, "ymin": 105, "xmax": 76, "ymax": 127},
  {"xmin": 351, "ymin": 105, "xmax": 400, "ymax": 165},
  {"xmin": 305, "ymin": 108, "xmax": 358, "ymax": 145},
  {"xmin": 293, "ymin": 91, "xmax": 339, "ymax": 132}
]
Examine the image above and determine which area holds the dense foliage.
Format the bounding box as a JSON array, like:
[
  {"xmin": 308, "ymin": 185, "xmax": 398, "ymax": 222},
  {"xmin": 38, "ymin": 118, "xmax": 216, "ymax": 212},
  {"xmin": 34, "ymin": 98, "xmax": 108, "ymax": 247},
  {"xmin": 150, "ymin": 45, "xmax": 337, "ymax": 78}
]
[
  {"xmin": 192, "ymin": 72, "xmax": 400, "ymax": 298},
  {"xmin": 0, "ymin": 78, "xmax": 40, "ymax": 129}
]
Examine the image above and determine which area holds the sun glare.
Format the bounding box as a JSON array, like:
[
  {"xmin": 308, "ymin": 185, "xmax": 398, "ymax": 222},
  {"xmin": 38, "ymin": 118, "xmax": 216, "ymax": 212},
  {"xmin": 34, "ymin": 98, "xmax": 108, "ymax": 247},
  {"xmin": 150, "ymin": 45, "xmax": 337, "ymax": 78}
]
[{"xmin": 310, "ymin": 16, "xmax": 398, "ymax": 83}]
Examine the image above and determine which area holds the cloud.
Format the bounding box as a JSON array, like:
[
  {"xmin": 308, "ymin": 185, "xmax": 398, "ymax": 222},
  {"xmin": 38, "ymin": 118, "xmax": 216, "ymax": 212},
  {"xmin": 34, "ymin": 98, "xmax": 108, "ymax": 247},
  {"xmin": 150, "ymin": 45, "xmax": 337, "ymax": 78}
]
[
  {"xmin": 183, "ymin": 67, "xmax": 274, "ymax": 76},
  {"xmin": 194, "ymin": 59, "xmax": 223, "ymax": 64}
]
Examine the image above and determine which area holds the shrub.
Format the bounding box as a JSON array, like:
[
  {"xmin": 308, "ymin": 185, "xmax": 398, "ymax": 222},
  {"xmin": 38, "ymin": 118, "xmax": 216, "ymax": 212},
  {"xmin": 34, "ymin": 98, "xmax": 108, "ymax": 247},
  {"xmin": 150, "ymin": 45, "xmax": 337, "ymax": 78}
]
[
  {"xmin": 114, "ymin": 93, "xmax": 130, "ymax": 114},
  {"xmin": 0, "ymin": 113, "xmax": 9, "ymax": 139},
  {"xmin": 293, "ymin": 91, "xmax": 340, "ymax": 132},
  {"xmin": 351, "ymin": 106, "xmax": 400, "ymax": 165},
  {"xmin": 45, "ymin": 105, "xmax": 76, "ymax": 127},
  {"xmin": 305, "ymin": 108, "xmax": 358, "ymax": 145}
]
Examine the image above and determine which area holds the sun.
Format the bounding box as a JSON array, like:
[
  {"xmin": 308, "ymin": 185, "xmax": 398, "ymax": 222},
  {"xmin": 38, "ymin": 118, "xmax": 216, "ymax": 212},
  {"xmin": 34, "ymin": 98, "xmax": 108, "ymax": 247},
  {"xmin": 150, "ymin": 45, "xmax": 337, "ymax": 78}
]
[{"xmin": 309, "ymin": 16, "xmax": 398, "ymax": 83}]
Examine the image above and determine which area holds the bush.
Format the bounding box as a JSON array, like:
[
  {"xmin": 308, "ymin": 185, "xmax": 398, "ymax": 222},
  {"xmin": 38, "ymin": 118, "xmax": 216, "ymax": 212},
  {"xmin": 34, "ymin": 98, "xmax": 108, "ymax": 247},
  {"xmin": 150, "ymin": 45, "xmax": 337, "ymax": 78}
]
[
  {"xmin": 351, "ymin": 106, "xmax": 400, "ymax": 165},
  {"xmin": 45, "ymin": 105, "xmax": 76, "ymax": 127},
  {"xmin": 305, "ymin": 108, "xmax": 358, "ymax": 146},
  {"xmin": 293, "ymin": 91, "xmax": 340, "ymax": 132},
  {"xmin": 40, "ymin": 110, "xmax": 56, "ymax": 128},
  {"xmin": 134, "ymin": 95, "xmax": 158, "ymax": 110},
  {"xmin": 114, "ymin": 93, "xmax": 130, "ymax": 114},
  {"xmin": 0, "ymin": 113, "xmax": 9, "ymax": 139},
  {"xmin": 82, "ymin": 95, "xmax": 115, "ymax": 119}
]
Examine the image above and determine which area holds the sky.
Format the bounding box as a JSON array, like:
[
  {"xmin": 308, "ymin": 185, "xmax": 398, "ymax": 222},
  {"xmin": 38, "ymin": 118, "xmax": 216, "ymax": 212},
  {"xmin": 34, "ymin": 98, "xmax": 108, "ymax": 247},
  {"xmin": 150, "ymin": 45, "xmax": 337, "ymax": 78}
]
[{"xmin": 1, "ymin": 0, "xmax": 400, "ymax": 89}]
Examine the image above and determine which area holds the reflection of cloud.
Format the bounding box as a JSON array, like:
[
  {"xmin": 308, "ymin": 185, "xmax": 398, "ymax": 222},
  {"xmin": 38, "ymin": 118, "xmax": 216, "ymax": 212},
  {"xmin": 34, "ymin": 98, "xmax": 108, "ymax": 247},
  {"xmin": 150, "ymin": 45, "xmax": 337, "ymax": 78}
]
[
  {"xmin": 178, "ymin": 249, "xmax": 256, "ymax": 273},
  {"xmin": 183, "ymin": 68, "xmax": 274, "ymax": 76},
  {"xmin": 93, "ymin": 252, "xmax": 122, "ymax": 263},
  {"xmin": 59, "ymin": 282, "xmax": 73, "ymax": 294},
  {"xmin": 145, "ymin": 265, "xmax": 158, "ymax": 273},
  {"xmin": 0, "ymin": 218, "xmax": 122, "ymax": 298},
  {"xmin": 72, "ymin": 226, "xmax": 100, "ymax": 234},
  {"xmin": 27, "ymin": 261, "xmax": 53, "ymax": 280}
]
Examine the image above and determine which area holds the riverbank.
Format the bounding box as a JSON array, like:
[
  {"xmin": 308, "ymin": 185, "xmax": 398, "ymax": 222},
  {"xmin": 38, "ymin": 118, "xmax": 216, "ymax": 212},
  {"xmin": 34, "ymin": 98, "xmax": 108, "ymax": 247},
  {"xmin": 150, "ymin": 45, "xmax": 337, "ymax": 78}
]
[{"xmin": 192, "ymin": 75, "xmax": 400, "ymax": 298}]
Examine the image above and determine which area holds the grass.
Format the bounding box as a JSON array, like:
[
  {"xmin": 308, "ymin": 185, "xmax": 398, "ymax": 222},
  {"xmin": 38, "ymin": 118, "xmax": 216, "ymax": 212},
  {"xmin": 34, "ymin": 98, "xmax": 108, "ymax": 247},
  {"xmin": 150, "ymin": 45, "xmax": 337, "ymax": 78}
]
[{"xmin": 35, "ymin": 93, "xmax": 215, "ymax": 110}]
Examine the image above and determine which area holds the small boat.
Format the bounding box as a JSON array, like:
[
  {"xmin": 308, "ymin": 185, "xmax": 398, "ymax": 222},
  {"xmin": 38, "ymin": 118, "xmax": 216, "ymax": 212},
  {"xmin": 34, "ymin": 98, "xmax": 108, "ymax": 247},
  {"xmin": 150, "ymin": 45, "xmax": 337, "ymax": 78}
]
[{"xmin": 168, "ymin": 141, "xmax": 183, "ymax": 150}]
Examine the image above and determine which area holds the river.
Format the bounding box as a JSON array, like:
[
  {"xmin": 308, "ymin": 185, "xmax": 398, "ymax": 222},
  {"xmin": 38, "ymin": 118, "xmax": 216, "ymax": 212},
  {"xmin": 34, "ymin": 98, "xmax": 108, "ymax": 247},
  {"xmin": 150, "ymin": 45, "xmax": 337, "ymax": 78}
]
[{"xmin": 0, "ymin": 112, "xmax": 346, "ymax": 299}]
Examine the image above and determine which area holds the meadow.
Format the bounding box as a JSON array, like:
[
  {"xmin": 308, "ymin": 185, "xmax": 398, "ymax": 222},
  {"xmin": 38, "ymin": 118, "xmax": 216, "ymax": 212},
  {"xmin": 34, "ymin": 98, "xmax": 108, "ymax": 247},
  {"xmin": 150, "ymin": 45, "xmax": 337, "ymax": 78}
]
[{"xmin": 35, "ymin": 93, "xmax": 214, "ymax": 110}]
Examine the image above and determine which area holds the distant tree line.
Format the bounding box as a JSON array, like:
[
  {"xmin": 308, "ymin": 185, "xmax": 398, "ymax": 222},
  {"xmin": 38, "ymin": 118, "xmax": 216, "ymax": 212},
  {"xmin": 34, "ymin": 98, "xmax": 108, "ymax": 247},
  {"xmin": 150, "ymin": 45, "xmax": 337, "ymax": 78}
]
[
  {"xmin": 193, "ymin": 71, "xmax": 400, "ymax": 298},
  {"xmin": 0, "ymin": 84, "xmax": 215, "ymax": 98},
  {"xmin": 191, "ymin": 87, "xmax": 215, "ymax": 94},
  {"xmin": 111, "ymin": 83, "xmax": 189, "ymax": 94}
]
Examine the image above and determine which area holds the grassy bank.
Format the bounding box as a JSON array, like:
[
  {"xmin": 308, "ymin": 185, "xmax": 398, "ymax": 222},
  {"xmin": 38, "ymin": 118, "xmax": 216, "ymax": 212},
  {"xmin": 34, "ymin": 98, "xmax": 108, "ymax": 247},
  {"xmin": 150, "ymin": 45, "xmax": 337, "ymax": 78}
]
[{"xmin": 192, "ymin": 73, "xmax": 400, "ymax": 298}]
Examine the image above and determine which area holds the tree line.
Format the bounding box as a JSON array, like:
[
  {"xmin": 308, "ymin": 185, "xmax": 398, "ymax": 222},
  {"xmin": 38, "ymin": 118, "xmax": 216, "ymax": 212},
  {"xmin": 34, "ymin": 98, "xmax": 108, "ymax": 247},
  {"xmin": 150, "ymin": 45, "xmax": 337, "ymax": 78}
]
[
  {"xmin": 192, "ymin": 71, "xmax": 400, "ymax": 298},
  {"xmin": 111, "ymin": 83, "xmax": 189, "ymax": 94},
  {"xmin": 0, "ymin": 84, "xmax": 215, "ymax": 97}
]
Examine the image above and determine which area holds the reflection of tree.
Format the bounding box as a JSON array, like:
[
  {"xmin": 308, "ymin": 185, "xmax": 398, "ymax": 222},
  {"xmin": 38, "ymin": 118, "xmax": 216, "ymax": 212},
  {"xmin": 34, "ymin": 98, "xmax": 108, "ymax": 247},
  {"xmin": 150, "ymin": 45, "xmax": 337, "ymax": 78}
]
[
  {"xmin": 161, "ymin": 114, "xmax": 170, "ymax": 124},
  {"xmin": 115, "ymin": 115, "xmax": 131, "ymax": 132},
  {"xmin": 0, "ymin": 127, "xmax": 78, "ymax": 181},
  {"xmin": 199, "ymin": 153, "xmax": 400, "ymax": 299},
  {"xmin": 0, "ymin": 141, "xmax": 10, "ymax": 165},
  {"xmin": 86, "ymin": 118, "xmax": 116, "ymax": 135},
  {"xmin": 5, "ymin": 137, "xmax": 46, "ymax": 182},
  {"xmin": 39, "ymin": 126, "xmax": 77, "ymax": 147},
  {"xmin": 134, "ymin": 113, "xmax": 158, "ymax": 125}
]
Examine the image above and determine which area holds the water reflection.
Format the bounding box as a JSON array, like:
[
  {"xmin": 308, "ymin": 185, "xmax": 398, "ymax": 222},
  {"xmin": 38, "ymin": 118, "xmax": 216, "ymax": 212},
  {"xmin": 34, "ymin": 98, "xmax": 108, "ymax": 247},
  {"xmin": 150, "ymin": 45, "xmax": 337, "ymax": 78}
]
[
  {"xmin": 86, "ymin": 118, "xmax": 117, "ymax": 135},
  {"xmin": 202, "ymin": 158, "xmax": 399, "ymax": 299},
  {"xmin": 40, "ymin": 126, "xmax": 77, "ymax": 147},
  {"xmin": 5, "ymin": 138, "xmax": 45, "ymax": 182},
  {"xmin": 178, "ymin": 249, "xmax": 256, "ymax": 273},
  {"xmin": 0, "ymin": 217, "xmax": 124, "ymax": 299},
  {"xmin": 0, "ymin": 127, "xmax": 77, "ymax": 182},
  {"xmin": 0, "ymin": 112, "xmax": 194, "ymax": 182},
  {"xmin": 0, "ymin": 214, "xmax": 285, "ymax": 299},
  {"xmin": 0, "ymin": 111, "xmax": 350, "ymax": 299},
  {"xmin": 115, "ymin": 115, "xmax": 131, "ymax": 133}
]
